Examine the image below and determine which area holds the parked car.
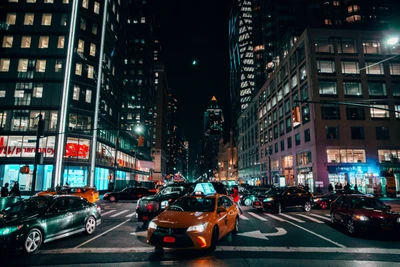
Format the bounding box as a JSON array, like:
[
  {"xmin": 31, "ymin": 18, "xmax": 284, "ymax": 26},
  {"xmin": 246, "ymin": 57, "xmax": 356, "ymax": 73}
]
[
  {"xmin": 252, "ymin": 186, "xmax": 313, "ymax": 213},
  {"xmin": 242, "ymin": 186, "xmax": 277, "ymax": 206},
  {"xmin": 0, "ymin": 195, "xmax": 101, "ymax": 254},
  {"xmin": 36, "ymin": 186, "xmax": 100, "ymax": 203},
  {"xmin": 314, "ymin": 189, "xmax": 363, "ymax": 209},
  {"xmin": 330, "ymin": 194, "xmax": 400, "ymax": 235},
  {"xmin": 103, "ymin": 187, "xmax": 155, "ymax": 202}
]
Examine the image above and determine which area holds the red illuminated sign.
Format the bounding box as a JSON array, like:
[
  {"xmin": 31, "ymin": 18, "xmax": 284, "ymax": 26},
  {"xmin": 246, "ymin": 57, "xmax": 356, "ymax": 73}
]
[{"xmin": 65, "ymin": 143, "xmax": 89, "ymax": 158}]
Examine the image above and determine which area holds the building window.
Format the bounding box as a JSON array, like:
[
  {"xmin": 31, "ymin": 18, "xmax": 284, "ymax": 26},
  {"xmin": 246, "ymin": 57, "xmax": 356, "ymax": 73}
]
[
  {"xmin": 42, "ymin": 14, "xmax": 52, "ymax": 26},
  {"xmin": 279, "ymin": 121, "xmax": 284, "ymax": 136},
  {"xmin": 90, "ymin": 43, "xmax": 96, "ymax": 56},
  {"xmin": 393, "ymin": 83, "xmax": 400, "ymax": 96},
  {"xmin": 82, "ymin": 0, "xmax": 88, "ymax": 8},
  {"xmin": 0, "ymin": 91, "xmax": 5, "ymax": 97},
  {"xmin": 302, "ymin": 104, "xmax": 310, "ymax": 124},
  {"xmin": 94, "ymin": 2, "xmax": 100, "ymax": 14},
  {"xmin": 274, "ymin": 143, "xmax": 278, "ymax": 153},
  {"xmin": 92, "ymin": 23, "xmax": 98, "ymax": 35},
  {"xmin": 295, "ymin": 133, "xmax": 301, "ymax": 146},
  {"xmin": 280, "ymin": 140, "xmax": 285, "ymax": 151},
  {"xmin": 346, "ymin": 15, "xmax": 361, "ymax": 23},
  {"xmin": 141, "ymin": 17, "xmax": 146, "ymax": 23},
  {"xmin": 73, "ymin": 85, "xmax": 80, "ymax": 100},
  {"xmin": 80, "ymin": 17, "xmax": 86, "ymax": 30},
  {"xmin": 36, "ymin": 60, "xmax": 46, "ymax": 72},
  {"xmin": 0, "ymin": 59, "xmax": 10, "ymax": 72},
  {"xmin": 87, "ymin": 65, "xmax": 94, "ymax": 79},
  {"xmin": 321, "ymin": 104, "xmax": 340, "ymax": 120},
  {"xmin": 38, "ymin": 36, "xmax": 49, "ymax": 48},
  {"xmin": 55, "ymin": 60, "xmax": 62, "ymax": 72},
  {"xmin": 304, "ymin": 129, "xmax": 311, "ymax": 142},
  {"xmin": 365, "ymin": 62, "xmax": 383, "ymax": 75},
  {"xmin": 33, "ymin": 85, "xmax": 43, "ymax": 98},
  {"xmin": 2, "ymin": 36, "xmax": 13, "ymax": 48},
  {"xmin": 317, "ymin": 60, "xmax": 335, "ymax": 73},
  {"xmin": 24, "ymin": 14, "xmax": 34, "ymax": 25},
  {"xmin": 376, "ymin": 127, "xmax": 389, "ymax": 140},
  {"xmin": 18, "ymin": 59, "xmax": 28, "ymax": 72},
  {"xmin": 297, "ymin": 151, "xmax": 312, "ymax": 166},
  {"xmin": 327, "ymin": 149, "xmax": 366, "ymax": 163},
  {"xmin": 368, "ymin": 83, "xmax": 386, "ymax": 96},
  {"xmin": 351, "ymin": 126, "xmax": 364, "ymax": 139},
  {"xmin": 363, "ymin": 41, "xmax": 381, "ymax": 54},
  {"xmin": 389, "ymin": 63, "xmax": 400, "ymax": 75},
  {"xmin": 370, "ymin": 105, "xmax": 389, "ymax": 118},
  {"xmin": 378, "ymin": 150, "xmax": 400, "ymax": 163},
  {"xmin": 299, "ymin": 64, "xmax": 307, "ymax": 81},
  {"xmin": 61, "ymin": 14, "xmax": 68, "ymax": 26},
  {"xmin": 338, "ymin": 39, "xmax": 357, "ymax": 53},
  {"xmin": 286, "ymin": 116, "xmax": 292, "ymax": 132},
  {"xmin": 346, "ymin": 107, "xmax": 365, "ymax": 120},
  {"xmin": 77, "ymin": 39, "xmax": 84, "ymax": 53},
  {"xmin": 57, "ymin": 36, "xmax": 65, "ymax": 49},
  {"xmin": 85, "ymin": 89, "xmax": 92, "ymax": 103},
  {"xmin": 287, "ymin": 137, "xmax": 292, "ymax": 149},
  {"xmin": 6, "ymin": 13, "xmax": 17, "ymax": 25},
  {"xmin": 326, "ymin": 126, "xmax": 339, "ymax": 139},
  {"xmin": 395, "ymin": 105, "xmax": 400, "ymax": 118},
  {"xmin": 291, "ymin": 74, "xmax": 298, "ymax": 89},
  {"xmin": 14, "ymin": 90, "xmax": 24, "ymax": 98},
  {"xmin": 300, "ymin": 84, "xmax": 308, "ymax": 100},
  {"xmin": 343, "ymin": 82, "xmax": 362, "ymax": 96},
  {"xmin": 341, "ymin": 61, "xmax": 359, "ymax": 74},
  {"xmin": 21, "ymin": 36, "xmax": 31, "ymax": 48},
  {"xmin": 315, "ymin": 39, "xmax": 334, "ymax": 53},
  {"xmin": 319, "ymin": 81, "xmax": 337, "ymax": 95},
  {"xmin": 75, "ymin": 63, "xmax": 82, "ymax": 76}
]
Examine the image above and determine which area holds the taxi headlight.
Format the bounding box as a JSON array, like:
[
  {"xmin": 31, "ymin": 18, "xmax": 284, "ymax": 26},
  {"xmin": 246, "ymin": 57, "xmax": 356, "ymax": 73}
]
[
  {"xmin": 0, "ymin": 225, "xmax": 23, "ymax": 235},
  {"xmin": 148, "ymin": 221, "xmax": 158, "ymax": 230},
  {"xmin": 187, "ymin": 222, "xmax": 208, "ymax": 232},
  {"xmin": 264, "ymin": 197, "xmax": 274, "ymax": 202},
  {"xmin": 354, "ymin": 215, "xmax": 369, "ymax": 221},
  {"xmin": 161, "ymin": 200, "xmax": 169, "ymax": 209}
]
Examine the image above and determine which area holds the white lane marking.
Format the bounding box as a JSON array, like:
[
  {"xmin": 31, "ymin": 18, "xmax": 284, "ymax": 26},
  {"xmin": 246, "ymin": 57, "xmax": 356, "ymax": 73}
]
[
  {"xmin": 38, "ymin": 247, "xmax": 400, "ymax": 254},
  {"xmin": 101, "ymin": 210, "xmax": 116, "ymax": 216},
  {"xmin": 100, "ymin": 203, "xmax": 105, "ymax": 206},
  {"xmin": 125, "ymin": 212, "xmax": 136, "ymax": 217},
  {"xmin": 110, "ymin": 210, "xmax": 129, "ymax": 217},
  {"xmin": 239, "ymin": 214, "xmax": 249, "ymax": 220},
  {"xmin": 325, "ymin": 214, "xmax": 330, "ymax": 217},
  {"xmin": 297, "ymin": 214, "xmax": 324, "ymax": 223},
  {"xmin": 104, "ymin": 206, "xmax": 110, "ymax": 209},
  {"xmin": 264, "ymin": 213, "xmax": 286, "ymax": 222},
  {"xmin": 285, "ymin": 220, "xmax": 346, "ymax": 248},
  {"xmin": 248, "ymin": 212, "xmax": 268, "ymax": 221},
  {"xmin": 280, "ymin": 213, "xmax": 305, "ymax": 223},
  {"xmin": 310, "ymin": 214, "xmax": 330, "ymax": 221},
  {"xmin": 75, "ymin": 219, "xmax": 131, "ymax": 248},
  {"xmin": 116, "ymin": 204, "xmax": 121, "ymax": 206}
]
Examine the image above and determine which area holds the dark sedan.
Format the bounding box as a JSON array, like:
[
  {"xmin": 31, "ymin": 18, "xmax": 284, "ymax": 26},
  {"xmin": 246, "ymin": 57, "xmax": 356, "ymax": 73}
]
[
  {"xmin": 0, "ymin": 195, "xmax": 101, "ymax": 254},
  {"xmin": 314, "ymin": 189, "xmax": 362, "ymax": 209},
  {"xmin": 242, "ymin": 186, "xmax": 277, "ymax": 206},
  {"xmin": 103, "ymin": 187, "xmax": 155, "ymax": 202},
  {"xmin": 330, "ymin": 194, "xmax": 400, "ymax": 235}
]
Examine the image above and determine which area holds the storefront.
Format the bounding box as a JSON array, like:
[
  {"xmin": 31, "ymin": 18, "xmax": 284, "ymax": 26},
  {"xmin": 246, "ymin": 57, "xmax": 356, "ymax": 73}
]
[
  {"xmin": 327, "ymin": 165, "xmax": 370, "ymax": 193},
  {"xmin": 379, "ymin": 166, "xmax": 400, "ymax": 198},
  {"xmin": 297, "ymin": 166, "xmax": 314, "ymax": 193}
]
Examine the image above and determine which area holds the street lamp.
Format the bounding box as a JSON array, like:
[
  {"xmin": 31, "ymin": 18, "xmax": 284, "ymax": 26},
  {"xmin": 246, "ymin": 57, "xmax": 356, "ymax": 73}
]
[{"xmin": 387, "ymin": 36, "xmax": 399, "ymax": 46}]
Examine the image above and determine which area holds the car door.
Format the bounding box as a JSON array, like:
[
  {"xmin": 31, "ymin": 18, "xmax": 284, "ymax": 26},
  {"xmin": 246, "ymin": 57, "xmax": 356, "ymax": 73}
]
[
  {"xmin": 294, "ymin": 188, "xmax": 308, "ymax": 206},
  {"xmin": 43, "ymin": 198, "xmax": 73, "ymax": 239},
  {"xmin": 67, "ymin": 198, "xmax": 87, "ymax": 231},
  {"xmin": 282, "ymin": 188, "xmax": 296, "ymax": 208},
  {"xmin": 216, "ymin": 196, "xmax": 228, "ymax": 237},
  {"xmin": 221, "ymin": 196, "xmax": 237, "ymax": 232},
  {"xmin": 335, "ymin": 196, "xmax": 348, "ymax": 224},
  {"xmin": 119, "ymin": 188, "xmax": 132, "ymax": 200}
]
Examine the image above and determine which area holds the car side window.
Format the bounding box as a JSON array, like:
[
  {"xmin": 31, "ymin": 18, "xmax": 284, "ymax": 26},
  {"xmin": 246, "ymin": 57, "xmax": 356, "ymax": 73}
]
[
  {"xmin": 51, "ymin": 198, "xmax": 69, "ymax": 212},
  {"xmin": 69, "ymin": 199, "xmax": 84, "ymax": 210},
  {"xmin": 335, "ymin": 196, "xmax": 343, "ymax": 205},
  {"xmin": 218, "ymin": 197, "xmax": 224, "ymax": 208},
  {"xmin": 218, "ymin": 196, "xmax": 232, "ymax": 208}
]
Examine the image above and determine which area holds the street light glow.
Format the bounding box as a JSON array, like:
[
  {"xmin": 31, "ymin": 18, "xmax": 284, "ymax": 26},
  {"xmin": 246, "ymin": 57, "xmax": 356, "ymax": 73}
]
[
  {"xmin": 387, "ymin": 37, "xmax": 399, "ymax": 45},
  {"xmin": 135, "ymin": 126, "xmax": 143, "ymax": 133}
]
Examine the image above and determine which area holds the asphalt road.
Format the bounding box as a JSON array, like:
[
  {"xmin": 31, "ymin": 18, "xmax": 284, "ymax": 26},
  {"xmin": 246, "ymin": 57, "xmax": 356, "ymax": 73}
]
[{"xmin": 3, "ymin": 200, "xmax": 400, "ymax": 267}]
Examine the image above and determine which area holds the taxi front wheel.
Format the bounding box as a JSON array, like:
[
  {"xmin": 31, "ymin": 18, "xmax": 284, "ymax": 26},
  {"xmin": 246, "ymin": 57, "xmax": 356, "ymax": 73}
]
[
  {"xmin": 232, "ymin": 216, "xmax": 239, "ymax": 235},
  {"xmin": 209, "ymin": 226, "xmax": 218, "ymax": 252}
]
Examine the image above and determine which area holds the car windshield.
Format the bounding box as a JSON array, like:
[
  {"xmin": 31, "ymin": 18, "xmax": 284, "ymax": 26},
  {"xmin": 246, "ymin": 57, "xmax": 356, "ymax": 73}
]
[
  {"xmin": 2, "ymin": 198, "xmax": 50, "ymax": 214},
  {"xmin": 168, "ymin": 197, "xmax": 215, "ymax": 212},
  {"xmin": 159, "ymin": 187, "xmax": 184, "ymax": 195},
  {"xmin": 255, "ymin": 188, "xmax": 274, "ymax": 196},
  {"xmin": 350, "ymin": 197, "xmax": 387, "ymax": 209}
]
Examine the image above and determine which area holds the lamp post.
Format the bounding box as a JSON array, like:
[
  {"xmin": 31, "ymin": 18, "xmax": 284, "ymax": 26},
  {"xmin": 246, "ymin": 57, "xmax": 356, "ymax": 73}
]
[{"xmin": 31, "ymin": 114, "xmax": 44, "ymax": 194}]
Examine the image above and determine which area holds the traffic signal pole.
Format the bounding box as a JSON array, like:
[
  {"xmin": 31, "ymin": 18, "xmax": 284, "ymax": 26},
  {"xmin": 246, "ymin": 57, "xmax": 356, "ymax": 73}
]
[{"xmin": 31, "ymin": 114, "xmax": 44, "ymax": 194}]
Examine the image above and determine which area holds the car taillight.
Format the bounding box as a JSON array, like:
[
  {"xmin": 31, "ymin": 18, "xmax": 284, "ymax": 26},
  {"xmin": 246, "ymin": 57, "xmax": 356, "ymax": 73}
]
[{"xmin": 91, "ymin": 191, "xmax": 94, "ymax": 196}]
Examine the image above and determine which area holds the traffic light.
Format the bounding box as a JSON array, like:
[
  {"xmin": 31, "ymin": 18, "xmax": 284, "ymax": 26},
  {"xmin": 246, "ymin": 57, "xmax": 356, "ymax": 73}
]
[
  {"xmin": 292, "ymin": 106, "xmax": 301, "ymax": 124},
  {"xmin": 138, "ymin": 135, "xmax": 145, "ymax": 147},
  {"xmin": 20, "ymin": 165, "xmax": 30, "ymax": 174}
]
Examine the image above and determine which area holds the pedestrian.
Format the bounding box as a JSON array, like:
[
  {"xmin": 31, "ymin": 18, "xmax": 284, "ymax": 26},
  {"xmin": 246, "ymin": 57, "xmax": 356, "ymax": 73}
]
[
  {"xmin": 304, "ymin": 183, "xmax": 310, "ymax": 192},
  {"xmin": 344, "ymin": 183, "xmax": 350, "ymax": 192},
  {"xmin": 1, "ymin": 183, "xmax": 9, "ymax": 197},
  {"xmin": 9, "ymin": 182, "xmax": 21, "ymax": 197},
  {"xmin": 354, "ymin": 184, "xmax": 358, "ymax": 192},
  {"xmin": 335, "ymin": 182, "xmax": 339, "ymax": 190},
  {"xmin": 328, "ymin": 183, "xmax": 333, "ymax": 192},
  {"xmin": 339, "ymin": 183, "xmax": 343, "ymax": 190},
  {"xmin": 233, "ymin": 186, "xmax": 243, "ymax": 215}
]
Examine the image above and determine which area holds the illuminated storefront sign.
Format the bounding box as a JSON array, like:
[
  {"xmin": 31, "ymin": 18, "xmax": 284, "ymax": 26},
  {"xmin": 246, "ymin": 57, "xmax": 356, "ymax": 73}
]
[
  {"xmin": 64, "ymin": 138, "xmax": 90, "ymax": 159},
  {"xmin": 327, "ymin": 165, "xmax": 367, "ymax": 173},
  {"xmin": 0, "ymin": 136, "xmax": 55, "ymax": 158}
]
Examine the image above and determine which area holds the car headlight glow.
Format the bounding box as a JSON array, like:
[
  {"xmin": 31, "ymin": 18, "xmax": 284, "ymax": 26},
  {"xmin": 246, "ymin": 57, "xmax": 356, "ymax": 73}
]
[
  {"xmin": 187, "ymin": 222, "xmax": 208, "ymax": 232},
  {"xmin": 0, "ymin": 225, "xmax": 22, "ymax": 235},
  {"xmin": 160, "ymin": 200, "xmax": 169, "ymax": 209},
  {"xmin": 148, "ymin": 221, "xmax": 158, "ymax": 230},
  {"xmin": 264, "ymin": 197, "xmax": 274, "ymax": 202},
  {"xmin": 354, "ymin": 215, "xmax": 369, "ymax": 221},
  {"xmin": 104, "ymin": 194, "xmax": 108, "ymax": 197},
  {"xmin": 314, "ymin": 198, "xmax": 321, "ymax": 202}
]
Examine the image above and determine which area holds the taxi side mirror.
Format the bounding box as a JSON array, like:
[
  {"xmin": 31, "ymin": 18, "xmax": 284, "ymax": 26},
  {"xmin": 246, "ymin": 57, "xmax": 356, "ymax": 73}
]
[{"xmin": 217, "ymin": 207, "xmax": 227, "ymax": 213}]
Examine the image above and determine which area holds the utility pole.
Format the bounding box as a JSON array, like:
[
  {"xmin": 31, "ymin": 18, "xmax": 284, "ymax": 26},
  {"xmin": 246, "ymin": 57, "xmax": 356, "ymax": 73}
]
[{"xmin": 31, "ymin": 114, "xmax": 44, "ymax": 194}]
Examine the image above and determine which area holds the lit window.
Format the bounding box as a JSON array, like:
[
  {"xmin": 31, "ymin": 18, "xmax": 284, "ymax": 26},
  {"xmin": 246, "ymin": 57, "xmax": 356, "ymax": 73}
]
[
  {"xmin": 14, "ymin": 90, "xmax": 24, "ymax": 98},
  {"xmin": 21, "ymin": 36, "xmax": 31, "ymax": 48},
  {"xmin": 2, "ymin": 36, "xmax": 13, "ymax": 48},
  {"xmin": 0, "ymin": 91, "xmax": 5, "ymax": 97},
  {"xmin": 24, "ymin": 14, "xmax": 34, "ymax": 25},
  {"xmin": 60, "ymin": 14, "xmax": 67, "ymax": 26},
  {"xmin": 80, "ymin": 17, "xmax": 86, "ymax": 30},
  {"xmin": 42, "ymin": 14, "xmax": 52, "ymax": 26},
  {"xmin": 346, "ymin": 15, "xmax": 361, "ymax": 23},
  {"xmin": 141, "ymin": 17, "xmax": 146, "ymax": 23},
  {"xmin": 94, "ymin": 2, "xmax": 100, "ymax": 14},
  {"xmin": 63, "ymin": 0, "xmax": 69, "ymax": 3},
  {"xmin": 85, "ymin": 89, "xmax": 92, "ymax": 103},
  {"xmin": 365, "ymin": 62, "xmax": 383, "ymax": 75},
  {"xmin": 38, "ymin": 36, "xmax": 49, "ymax": 48},
  {"xmin": 370, "ymin": 105, "xmax": 389, "ymax": 118},
  {"xmin": 0, "ymin": 59, "xmax": 10, "ymax": 72},
  {"xmin": 75, "ymin": 63, "xmax": 82, "ymax": 76},
  {"xmin": 36, "ymin": 60, "xmax": 46, "ymax": 72},
  {"xmin": 389, "ymin": 63, "xmax": 400, "ymax": 75},
  {"xmin": 333, "ymin": 1, "xmax": 339, "ymax": 6},
  {"xmin": 90, "ymin": 43, "xmax": 96, "ymax": 56},
  {"xmin": 6, "ymin": 13, "xmax": 16, "ymax": 25},
  {"xmin": 55, "ymin": 60, "xmax": 62, "ymax": 72},
  {"xmin": 82, "ymin": 0, "xmax": 88, "ymax": 8},
  {"xmin": 57, "ymin": 36, "xmax": 65, "ymax": 48},
  {"xmin": 33, "ymin": 86, "xmax": 43, "ymax": 98},
  {"xmin": 9, "ymin": 0, "xmax": 18, "ymax": 2},
  {"xmin": 87, "ymin": 65, "xmax": 94, "ymax": 79},
  {"xmin": 77, "ymin": 39, "xmax": 84, "ymax": 53},
  {"xmin": 27, "ymin": 0, "xmax": 36, "ymax": 3},
  {"xmin": 73, "ymin": 85, "xmax": 80, "ymax": 100},
  {"xmin": 44, "ymin": 0, "xmax": 53, "ymax": 3},
  {"xmin": 92, "ymin": 23, "xmax": 98, "ymax": 35},
  {"xmin": 18, "ymin": 59, "xmax": 28, "ymax": 72},
  {"xmin": 341, "ymin": 61, "xmax": 359, "ymax": 74},
  {"xmin": 324, "ymin": 19, "xmax": 332, "ymax": 25}
]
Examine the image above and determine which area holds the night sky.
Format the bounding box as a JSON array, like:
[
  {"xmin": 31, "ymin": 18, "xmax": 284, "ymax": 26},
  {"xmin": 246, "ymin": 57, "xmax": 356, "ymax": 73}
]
[{"xmin": 156, "ymin": 0, "xmax": 233, "ymax": 170}]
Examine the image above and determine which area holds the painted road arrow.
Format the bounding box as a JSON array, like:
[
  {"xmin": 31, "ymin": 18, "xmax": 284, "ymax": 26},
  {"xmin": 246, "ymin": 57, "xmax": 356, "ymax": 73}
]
[{"xmin": 237, "ymin": 227, "xmax": 287, "ymax": 240}]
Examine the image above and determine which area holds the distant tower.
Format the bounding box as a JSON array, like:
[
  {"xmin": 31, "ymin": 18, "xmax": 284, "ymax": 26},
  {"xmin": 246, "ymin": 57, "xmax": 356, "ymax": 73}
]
[{"xmin": 203, "ymin": 96, "xmax": 224, "ymax": 179}]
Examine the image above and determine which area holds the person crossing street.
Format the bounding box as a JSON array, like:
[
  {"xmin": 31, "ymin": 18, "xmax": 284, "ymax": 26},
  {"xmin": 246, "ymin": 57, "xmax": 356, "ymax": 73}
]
[{"xmin": 233, "ymin": 186, "xmax": 243, "ymax": 215}]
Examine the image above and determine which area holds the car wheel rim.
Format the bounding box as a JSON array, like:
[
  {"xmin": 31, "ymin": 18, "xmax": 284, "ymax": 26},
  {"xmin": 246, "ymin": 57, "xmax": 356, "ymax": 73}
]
[
  {"xmin": 86, "ymin": 217, "xmax": 96, "ymax": 234},
  {"xmin": 245, "ymin": 199, "xmax": 251, "ymax": 206},
  {"xmin": 305, "ymin": 202, "xmax": 311, "ymax": 211},
  {"xmin": 277, "ymin": 204, "xmax": 281, "ymax": 213},
  {"xmin": 235, "ymin": 218, "xmax": 239, "ymax": 232},
  {"xmin": 347, "ymin": 219, "xmax": 355, "ymax": 234},
  {"xmin": 110, "ymin": 196, "xmax": 115, "ymax": 202},
  {"xmin": 25, "ymin": 230, "xmax": 42, "ymax": 253},
  {"xmin": 330, "ymin": 213, "xmax": 335, "ymax": 224}
]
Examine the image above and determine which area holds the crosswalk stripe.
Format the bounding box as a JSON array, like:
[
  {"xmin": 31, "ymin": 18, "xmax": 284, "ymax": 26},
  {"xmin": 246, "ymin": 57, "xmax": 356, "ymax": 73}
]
[
  {"xmin": 248, "ymin": 212, "xmax": 268, "ymax": 221},
  {"xmin": 125, "ymin": 212, "xmax": 136, "ymax": 217},
  {"xmin": 264, "ymin": 213, "xmax": 286, "ymax": 222},
  {"xmin": 239, "ymin": 214, "xmax": 249, "ymax": 220},
  {"xmin": 280, "ymin": 213, "xmax": 305, "ymax": 223},
  {"xmin": 297, "ymin": 214, "xmax": 324, "ymax": 223},
  {"xmin": 310, "ymin": 214, "xmax": 330, "ymax": 221},
  {"xmin": 110, "ymin": 210, "xmax": 129, "ymax": 217},
  {"xmin": 324, "ymin": 214, "xmax": 330, "ymax": 217},
  {"xmin": 101, "ymin": 210, "xmax": 116, "ymax": 216}
]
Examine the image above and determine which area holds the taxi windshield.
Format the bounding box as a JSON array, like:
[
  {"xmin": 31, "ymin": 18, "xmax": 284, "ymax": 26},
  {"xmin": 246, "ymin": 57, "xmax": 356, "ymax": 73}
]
[{"xmin": 169, "ymin": 197, "xmax": 215, "ymax": 212}]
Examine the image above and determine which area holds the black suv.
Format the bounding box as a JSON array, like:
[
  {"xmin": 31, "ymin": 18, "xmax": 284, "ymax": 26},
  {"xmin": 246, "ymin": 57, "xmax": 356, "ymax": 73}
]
[{"xmin": 252, "ymin": 186, "xmax": 313, "ymax": 213}]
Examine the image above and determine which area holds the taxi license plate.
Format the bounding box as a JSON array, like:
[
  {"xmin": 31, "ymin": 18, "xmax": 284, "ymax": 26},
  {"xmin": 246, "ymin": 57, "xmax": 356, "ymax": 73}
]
[
  {"xmin": 163, "ymin": 236, "xmax": 175, "ymax": 243},
  {"xmin": 143, "ymin": 216, "xmax": 148, "ymax": 220}
]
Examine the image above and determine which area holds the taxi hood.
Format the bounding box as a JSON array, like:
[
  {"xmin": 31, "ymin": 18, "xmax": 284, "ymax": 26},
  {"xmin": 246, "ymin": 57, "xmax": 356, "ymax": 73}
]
[{"xmin": 153, "ymin": 210, "xmax": 213, "ymax": 227}]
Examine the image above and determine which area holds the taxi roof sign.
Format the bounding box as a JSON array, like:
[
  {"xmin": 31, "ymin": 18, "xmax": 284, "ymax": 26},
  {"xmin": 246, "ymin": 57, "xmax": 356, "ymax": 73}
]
[{"xmin": 193, "ymin": 183, "xmax": 216, "ymax": 195}]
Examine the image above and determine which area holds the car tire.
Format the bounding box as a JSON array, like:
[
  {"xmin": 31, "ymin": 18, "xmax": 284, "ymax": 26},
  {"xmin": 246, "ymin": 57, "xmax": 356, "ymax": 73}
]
[
  {"xmin": 209, "ymin": 226, "xmax": 218, "ymax": 252},
  {"xmin": 330, "ymin": 212, "xmax": 336, "ymax": 224},
  {"xmin": 275, "ymin": 202, "xmax": 282, "ymax": 214},
  {"xmin": 232, "ymin": 216, "xmax": 239, "ymax": 235},
  {"xmin": 24, "ymin": 228, "xmax": 43, "ymax": 254},
  {"xmin": 84, "ymin": 216, "xmax": 96, "ymax": 235},
  {"xmin": 109, "ymin": 196, "xmax": 117, "ymax": 202},
  {"xmin": 244, "ymin": 198, "xmax": 252, "ymax": 206},
  {"xmin": 346, "ymin": 217, "xmax": 357, "ymax": 235},
  {"xmin": 154, "ymin": 247, "xmax": 164, "ymax": 254},
  {"xmin": 303, "ymin": 201, "xmax": 312, "ymax": 212}
]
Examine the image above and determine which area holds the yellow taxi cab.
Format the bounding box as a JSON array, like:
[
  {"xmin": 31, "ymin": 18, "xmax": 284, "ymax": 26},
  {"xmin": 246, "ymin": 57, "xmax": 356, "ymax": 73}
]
[
  {"xmin": 147, "ymin": 183, "xmax": 239, "ymax": 252},
  {"xmin": 36, "ymin": 186, "xmax": 99, "ymax": 203}
]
